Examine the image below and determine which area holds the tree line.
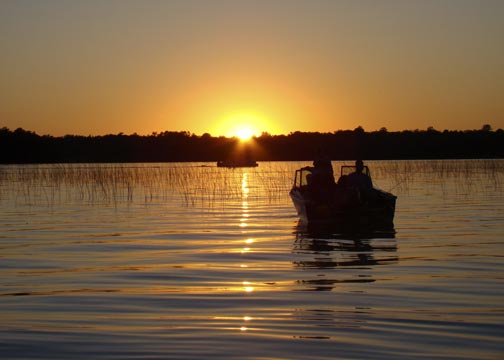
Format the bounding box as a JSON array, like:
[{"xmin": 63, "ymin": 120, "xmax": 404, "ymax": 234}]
[{"xmin": 1, "ymin": 126, "xmax": 502, "ymax": 164}]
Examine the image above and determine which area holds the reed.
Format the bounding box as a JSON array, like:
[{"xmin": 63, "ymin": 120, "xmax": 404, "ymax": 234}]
[
  {"xmin": 363, "ymin": 159, "xmax": 503, "ymax": 196},
  {"xmin": 0, "ymin": 160, "xmax": 502, "ymax": 207}
]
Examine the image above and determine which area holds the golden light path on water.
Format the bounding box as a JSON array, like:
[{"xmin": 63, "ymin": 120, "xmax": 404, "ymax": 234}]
[{"xmin": 240, "ymin": 171, "xmax": 254, "ymax": 332}]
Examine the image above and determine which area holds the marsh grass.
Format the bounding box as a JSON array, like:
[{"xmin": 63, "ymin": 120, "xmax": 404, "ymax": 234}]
[
  {"xmin": 368, "ymin": 159, "xmax": 503, "ymax": 197},
  {"xmin": 0, "ymin": 163, "xmax": 291, "ymax": 207},
  {"xmin": 0, "ymin": 160, "xmax": 502, "ymax": 207}
]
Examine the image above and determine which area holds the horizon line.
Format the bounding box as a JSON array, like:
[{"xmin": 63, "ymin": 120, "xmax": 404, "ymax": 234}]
[{"xmin": 2, "ymin": 124, "xmax": 500, "ymax": 138}]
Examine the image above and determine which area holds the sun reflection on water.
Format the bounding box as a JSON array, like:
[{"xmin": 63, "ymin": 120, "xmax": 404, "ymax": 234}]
[
  {"xmin": 237, "ymin": 174, "xmax": 255, "ymax": 299},
  {"xmin": 242, "ymin": 281, "xmax": 254, "ymax": 292},
  {"xmin": 241, "ymin": 172, "xmax": 249, "ymax": 196},
  {"xmin": 240, "ymin": 173, "xmax": 249, "ymax": 228},
  {"xmin": 239, "ymin": 172, "xmax": 255, "ymax": 252}
]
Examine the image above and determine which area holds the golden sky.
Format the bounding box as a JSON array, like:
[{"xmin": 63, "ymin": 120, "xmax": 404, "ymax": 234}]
[{"xmin": 1, "ymin": 0, "xmax": 503, "ymax": 137}]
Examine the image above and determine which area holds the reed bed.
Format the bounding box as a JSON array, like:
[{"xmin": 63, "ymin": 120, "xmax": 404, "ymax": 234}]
[
  {"xmin": 367, "ymin": 159, "xmax": 504, "ymax": 196},
  {"xmin": 0, "ymin": 163, "xmax": 292, "ymax": 207},
  {"xmin": 0, "ymin": 160, "xmax": 502, "ymax": 207}
]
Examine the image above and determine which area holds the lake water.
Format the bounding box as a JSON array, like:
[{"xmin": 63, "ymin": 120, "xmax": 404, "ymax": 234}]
[{"xmin": 1, "ymin": 160, "xmax": 503, "ymax": 359}]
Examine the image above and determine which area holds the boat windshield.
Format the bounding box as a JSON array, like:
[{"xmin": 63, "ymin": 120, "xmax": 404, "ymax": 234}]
[
  {"xmin": 294, "ymin": 167, "xmax": 313, "ymax": 188},
  {"xmin": 340, "ymin": 165, "xmax": 370, "ymax": 178}
]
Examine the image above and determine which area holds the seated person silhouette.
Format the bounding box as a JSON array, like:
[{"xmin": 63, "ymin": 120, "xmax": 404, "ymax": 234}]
[
  {"xmin": 347, "ymin": 160, "xmax": 373, "ymax": 190},
  {"xmin": 311, "ymin": 148, "xmax": 334, "ymax": 187}
]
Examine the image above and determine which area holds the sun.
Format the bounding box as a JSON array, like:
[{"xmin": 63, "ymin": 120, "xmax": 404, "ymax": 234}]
[
  {"xmin": 215, "ymin": 112, "xmax": 265, "ymax": 140},
  {"xmin": 235, "ymin": 126, "xmax": 257, "ymax": 141}
]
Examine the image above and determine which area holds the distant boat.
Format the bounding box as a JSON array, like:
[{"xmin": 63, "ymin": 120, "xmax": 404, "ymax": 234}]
[
  {"xmin": 217, "ymin": 159, "xmax": 258, "ymax": 168},
  {"xmin": 290, "ymin": 164, "xmax": 396, "ymax": 230}
]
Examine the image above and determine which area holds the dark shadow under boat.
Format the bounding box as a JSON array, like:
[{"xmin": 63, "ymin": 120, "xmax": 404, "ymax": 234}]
[{"xmin": 289, "ymin": 164, "xmax": 397, "ymax": 231}]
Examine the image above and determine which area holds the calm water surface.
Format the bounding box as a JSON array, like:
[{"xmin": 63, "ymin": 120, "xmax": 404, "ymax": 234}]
[{"xmin": 1, "ymin": 160, "xmax": 503, "ymax": 359}]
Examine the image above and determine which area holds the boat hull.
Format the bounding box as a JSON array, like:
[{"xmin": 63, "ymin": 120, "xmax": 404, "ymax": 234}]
[{"xmin": 290, "ymin": 187, "xmax": 396, "ymax": 231}]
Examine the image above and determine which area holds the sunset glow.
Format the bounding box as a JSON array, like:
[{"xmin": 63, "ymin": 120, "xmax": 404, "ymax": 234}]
[
  {"xmin": 235, "ymin": 126, "xmax": 257, "ymax": 141},
  {"xmin": 214, "ymin": 112, "xmax": 268, "ymax": 139},
  {"xmin": 1, "ymin": 1, "xmax": 503, "ymax": 136}
]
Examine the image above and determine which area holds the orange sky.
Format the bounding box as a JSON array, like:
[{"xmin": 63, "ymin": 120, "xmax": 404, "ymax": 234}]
[{"xmin": 1, "ymin": 0, "xmax": 503, "ymax": 137}]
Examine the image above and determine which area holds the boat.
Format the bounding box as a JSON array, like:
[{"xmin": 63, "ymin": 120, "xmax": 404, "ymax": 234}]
[
  {"xmin": 289, "ymin": 164, "xmax": 397, "ymax": 230},
  {"xmin": 217, "ymin": 159, "xmax": 258, "ymax": 168}
]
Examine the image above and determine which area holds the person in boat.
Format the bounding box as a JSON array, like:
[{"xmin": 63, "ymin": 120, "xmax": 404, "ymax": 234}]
[
  {"xmin": 347, "ymin": 159, "xmax": 373, "ymax": 190},
  {"xmin": 311, "ymin": 148, "xmax": 334, "ymax": 187}
]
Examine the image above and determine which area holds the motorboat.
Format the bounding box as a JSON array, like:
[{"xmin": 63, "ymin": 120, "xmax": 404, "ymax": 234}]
[
  {"xmin": 289, "ymin": 164, "xmax": 397, "ymax": 230},
  {"xmin": 217, "ymin": 159, "xmax": 258, "ymax": 168}
]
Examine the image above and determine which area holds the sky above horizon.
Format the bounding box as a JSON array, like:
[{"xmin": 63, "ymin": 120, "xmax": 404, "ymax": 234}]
[{"xmin": 1, "ymin": 0, "xmax": 503, "ymax": 137}]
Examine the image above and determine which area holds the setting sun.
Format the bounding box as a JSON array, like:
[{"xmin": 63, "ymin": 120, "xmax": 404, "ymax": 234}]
[
  {"xmin": 235, "ymin": 126, "xmax": 257, "ymax": 141},
  {"xmin": 213, "ymin": 112, "xmax": 268, "ymax": 139}
]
